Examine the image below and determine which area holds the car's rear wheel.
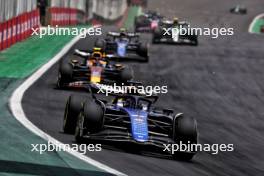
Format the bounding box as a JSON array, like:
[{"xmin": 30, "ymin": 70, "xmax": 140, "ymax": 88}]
[
  {"xmin": 242, "ymin": 9, "xmax": 247, "ymax": 14},
  {"xmin": 152, "ymin": 27, "xmax": 162, "ymax": 43},
  {"xmin": 120, "ymin": 66, "xmax": 134, "ymax": 82},
  {"xmin": 63, "ymin": 95, "xmax": 86, "ymax": 134},
  {"xmin": 138, "ymin": 42, "xmax": 149, "ymax": 61},
  {"xmin": 191, "ymin": 35, "xmax": 198, "ymax": 46},
  {"xmin": 172, "ymin": 114, "xmax": 198, "ymax": 161},
  {"xmin": 57, "ymin": 62, "xmax": 73, "ymax": 88}
]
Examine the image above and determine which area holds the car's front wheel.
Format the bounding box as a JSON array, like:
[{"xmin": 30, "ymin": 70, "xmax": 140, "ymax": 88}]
[
  {"xmin": 83, "ymin": 99, "xmax": 104, "ymax": 132},
  {"xmin": 75, "ymin": 113, "xmax": 86, "ymax": 143},
  {"xmin": 138, "ymin": 42, "xmax": 149, "ymax": 60},
  {"xmin": 63, "ymin": 95, "xmax": 86, "ymax": 134},
  {"xmin": 171, "ymin": 114, "xmax": 198, "ymax": 161}
]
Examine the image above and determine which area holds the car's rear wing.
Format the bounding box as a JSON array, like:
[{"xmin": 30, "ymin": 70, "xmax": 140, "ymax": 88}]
[{"xmin": 107, "ymin": 32, "xmax": 140, "ymax": 38}]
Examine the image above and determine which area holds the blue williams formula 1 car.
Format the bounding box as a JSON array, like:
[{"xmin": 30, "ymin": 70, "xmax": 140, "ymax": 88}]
[
  {"xmin": 63, "ymin": 93, "xmax": 198, "ymax": 160},
  {"xmin": 95, "ymin": 29, "xmax": 149, "ymax": 62}
]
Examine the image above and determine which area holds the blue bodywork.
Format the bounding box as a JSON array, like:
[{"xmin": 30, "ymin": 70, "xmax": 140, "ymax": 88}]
[
  {"xmin": 116, "ymin": 40, "xmax": 129, "ymax": 57},
  {"xmin": 114, "ymin": 106, "xmax": 149, "ymax": 142}
]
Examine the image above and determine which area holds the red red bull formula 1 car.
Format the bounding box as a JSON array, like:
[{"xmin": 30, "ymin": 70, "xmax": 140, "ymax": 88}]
[{"xmin": 57, "ymin": 48, "xmax": 134, "ymax": 92}]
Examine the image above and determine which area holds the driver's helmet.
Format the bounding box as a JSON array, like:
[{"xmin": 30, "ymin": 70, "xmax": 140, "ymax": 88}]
[
  {"xmin": 117, "ymin": 98, "xmax": 124, "ymax": 107},
  {"xmin": 91, "ymin": 48, "xmax": 103, "ymax": 60},
  {"xmin": 139, "ymin": 102, "xmax": 148, "ymax": 111},
  {"xmin": 123, "ymin": 98, "xmax": 133, "ymax": 107},
  {"xmin": 173, "ymin": 17, "xmax": 179, "ymax": 25},
  {"xmin": 120, "ymin": 28, "xmax": 127, "ymax": 37},
  {"xmin": 89, "ymin": 48, "xmax": 106, "ymax": 66},
  {"xmin": 141, "ymin": 104, "xmax": 148, "ymax": 111}
]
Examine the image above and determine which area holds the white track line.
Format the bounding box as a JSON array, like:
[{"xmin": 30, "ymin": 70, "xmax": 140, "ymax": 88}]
[
  {"xmin": 248, "ymin": 13, "xmax": 264, "ymax": 33},
  {"xmin": 9, "ymin": 27, "xmax": 127, "ymax": 176}
]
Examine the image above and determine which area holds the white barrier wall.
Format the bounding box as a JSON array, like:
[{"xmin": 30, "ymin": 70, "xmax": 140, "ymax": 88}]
[{"xmin": 93, "ymin": 0, "xmax": 127, "ymax": 20}]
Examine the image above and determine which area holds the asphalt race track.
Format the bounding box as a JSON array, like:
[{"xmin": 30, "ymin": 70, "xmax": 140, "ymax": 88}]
[{"xmin": 22, "ymin": 0, "xmax": 264, "ymax": 175}]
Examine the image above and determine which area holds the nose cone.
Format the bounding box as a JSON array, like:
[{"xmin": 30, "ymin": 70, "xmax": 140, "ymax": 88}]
[{"xmin": 130, "ymin": 111, "xmax": 149, "ymax": 142}]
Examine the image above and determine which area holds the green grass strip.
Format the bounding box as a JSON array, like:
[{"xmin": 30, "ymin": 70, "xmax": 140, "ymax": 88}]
[
  {"xmin": 123, "ymin": 6, "xmax": 141, "ymax": 29},
  {"xmin": 252, "ymin": 18, "xmax": 264, "ymax": 33},
  {"xmin": 0, "ymin": 26, "xmax": 91, "ymax": 78}
]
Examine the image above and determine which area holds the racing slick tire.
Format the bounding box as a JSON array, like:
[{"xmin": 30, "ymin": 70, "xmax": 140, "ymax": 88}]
[
  {"xmin": 82, "ymin": 99, "xmax": 104, "ymax": 133},
  {"xmin": 120, "ymin": 66, "xmax": 134, "ymax": 82},
  {"xmin": 191, "ymin": 35, "xmax": 199, "ymax": 46},
  {"xmin": 152, "ymin": 27, "xmax": 162, "ymax": 43},
  {"xmin": 75, "ymin": 113, "xmax": 86, "ymax": 143},
  {"xmin": 172, "ymin": 114, "xmax": 198, "ymax": 161},
  {"xmin": 57, "ymin": 62, "xmax": 73, "ymax": 88},
  {"xmin": 138, "ymin": 42, "xmax": 149, "ymax": 61},
  {"xmin": 94, "ymin": 39, "xmax": 106, "ymax": 51},
  {"xmin": 63, "ymin": 95, "xmax": 86, "ymax": 134}
]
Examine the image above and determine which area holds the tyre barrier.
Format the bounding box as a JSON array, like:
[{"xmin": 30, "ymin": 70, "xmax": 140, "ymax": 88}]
[{"xmin": 0, "ymin": 9, "xmax": 40, "ymax": 51}]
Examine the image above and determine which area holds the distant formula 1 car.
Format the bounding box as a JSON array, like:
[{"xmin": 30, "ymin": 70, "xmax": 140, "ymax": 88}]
[
  {"xmin": 95, "ymin": 29, "xmax": 149, "ymax": 62},
  {"xmin": 134, "ymin": 10, "xmax": 163, "ymax": 32},
  {"xmin": 57, "ymin": 48, "xmax": 134, "ymax": 91},
  {"xmin": 152, "ymin": 18, "xmax": 198, "ymax": 45},
  {"xmin": 63, "ymin": 93, "xmax": 198, "ymax": 161},
  {"xmin": 230, "ymin": 5, "xmax": 247, "ymax": 15}
]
